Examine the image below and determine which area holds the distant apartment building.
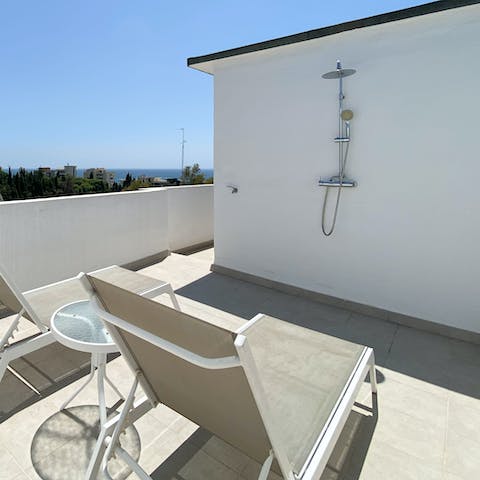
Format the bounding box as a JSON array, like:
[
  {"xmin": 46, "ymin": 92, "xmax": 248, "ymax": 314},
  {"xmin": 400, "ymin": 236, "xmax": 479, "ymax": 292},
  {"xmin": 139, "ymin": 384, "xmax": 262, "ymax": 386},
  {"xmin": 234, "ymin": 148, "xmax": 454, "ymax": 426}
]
[
  {"xmin": 64, "ymin": 165, "xmax": 77, "ymax": 177},
  {"xmin": 138, "ymin": 175, "xmax": 169, "ymax": 187},
  {"xmin": 39, "ymin": 165, "xmax": 76, "ymax": 178},
  {"xmin": 83, "ymin": 168, "xmax": 115, "ymax": 186},
  {"xmin": 138, "ymin": 175, "xmax": 182, "ymax": 187}
]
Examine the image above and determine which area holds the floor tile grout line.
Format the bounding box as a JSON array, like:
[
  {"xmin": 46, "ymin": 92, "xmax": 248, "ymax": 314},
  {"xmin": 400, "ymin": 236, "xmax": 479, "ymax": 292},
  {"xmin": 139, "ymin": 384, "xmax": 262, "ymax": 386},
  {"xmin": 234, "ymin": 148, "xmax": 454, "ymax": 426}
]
[
  {"xmin": 442, "ymin": 394, "xmax": 450, "ymax": 475},
  {"xmin": 377, "ymin": 371, "xmax": 448, "ymax": 398},
  {"xmin": 368, "ymin": 437, "xmax": 444, "ymax": 477},
  {"xmin": 386, "ymin": 323, "xmax": 400, "ymax": 356},
  {"xmin": 439, "ymin": 407, "xmax": 480, "ymax": 445},
  {"xmin": 378, "ymin": 396, "xmax": 448, "ymax": 431},
  {"xmin": 197, "ymin": 442, "xmax": 248, "ymax": 477},
  {"xmin": 7, "ymin": 451, "xmax": 29, "ymax": 480}
]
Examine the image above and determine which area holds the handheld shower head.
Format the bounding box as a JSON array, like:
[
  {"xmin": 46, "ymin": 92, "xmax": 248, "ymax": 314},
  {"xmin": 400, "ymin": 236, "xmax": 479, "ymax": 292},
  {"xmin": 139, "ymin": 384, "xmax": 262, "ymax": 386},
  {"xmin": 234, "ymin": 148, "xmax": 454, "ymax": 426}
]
[
  {"xmin": 341, "ymin": 110, "xmax": 353, "ymax": 138},
  {"xmin": 345, "ymin": 121, "xmax": 351, "ymax": 139}
]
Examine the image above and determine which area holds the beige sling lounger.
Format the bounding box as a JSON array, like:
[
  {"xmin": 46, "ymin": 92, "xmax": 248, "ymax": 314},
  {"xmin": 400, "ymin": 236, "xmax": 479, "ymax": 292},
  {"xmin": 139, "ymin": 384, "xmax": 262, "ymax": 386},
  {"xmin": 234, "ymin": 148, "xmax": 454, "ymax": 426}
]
[
  {"xmin": 82, "ymin": 271, "xmax": 377, "ymax": 480},
  {"xmin": 0, "ymin": 264, "xmax": 179, "ymax": 384}
]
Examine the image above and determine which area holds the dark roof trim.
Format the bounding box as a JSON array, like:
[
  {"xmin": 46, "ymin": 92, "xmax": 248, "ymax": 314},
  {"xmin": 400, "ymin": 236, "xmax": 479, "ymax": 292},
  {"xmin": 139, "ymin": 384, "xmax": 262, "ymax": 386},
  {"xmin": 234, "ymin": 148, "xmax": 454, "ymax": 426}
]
[{"xmin": 188, "ymin": 0, "xmax": 479, "ymax": 67}]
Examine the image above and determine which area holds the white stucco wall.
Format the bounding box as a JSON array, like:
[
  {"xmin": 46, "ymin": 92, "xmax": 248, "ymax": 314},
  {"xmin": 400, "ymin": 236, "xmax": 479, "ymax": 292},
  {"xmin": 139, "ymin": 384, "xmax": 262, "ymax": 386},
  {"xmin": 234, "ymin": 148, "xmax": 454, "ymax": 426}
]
[
  {"xmin": 0, "ymin": 185, "xmax": 213, "ymax": 291},
  {"xmin": 168, "ymin": 185, "xmax": 214, "ymax": 251},
  {"xmin": 210, "ymin": 5, "xmax": 480, "ymax": 332}
]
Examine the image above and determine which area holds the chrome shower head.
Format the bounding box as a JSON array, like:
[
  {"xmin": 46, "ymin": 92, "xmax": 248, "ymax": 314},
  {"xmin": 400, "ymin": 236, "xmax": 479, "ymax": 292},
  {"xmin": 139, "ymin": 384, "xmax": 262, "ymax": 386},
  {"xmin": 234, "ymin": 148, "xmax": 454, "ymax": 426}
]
[
  {"xmin": 322, "ymin": 68, "xmax": 356, "ymax": 79},
  {"xmin": 323, "ymin": 60, "xmax": 356, "ymax": 79}
]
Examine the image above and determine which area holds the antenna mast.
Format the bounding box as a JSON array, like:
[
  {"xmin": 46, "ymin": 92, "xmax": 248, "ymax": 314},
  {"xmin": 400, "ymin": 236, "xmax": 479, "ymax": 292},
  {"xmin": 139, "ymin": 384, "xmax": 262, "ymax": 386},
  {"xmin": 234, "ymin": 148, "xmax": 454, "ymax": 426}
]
[{"xmin": 179, "ymin": 128, "xmax": 186, "ymax": 182}]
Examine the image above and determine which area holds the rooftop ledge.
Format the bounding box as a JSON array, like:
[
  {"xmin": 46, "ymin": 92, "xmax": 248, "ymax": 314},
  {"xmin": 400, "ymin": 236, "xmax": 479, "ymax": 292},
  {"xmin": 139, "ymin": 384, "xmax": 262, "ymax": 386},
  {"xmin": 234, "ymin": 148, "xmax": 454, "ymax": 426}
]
[
  {"xmin": 0, "ymin": 184, "xmax": 214, "ymax": 292},
  {"xmin": 0, "ymin": 183, "xmax": 212, "ymax": 206}
]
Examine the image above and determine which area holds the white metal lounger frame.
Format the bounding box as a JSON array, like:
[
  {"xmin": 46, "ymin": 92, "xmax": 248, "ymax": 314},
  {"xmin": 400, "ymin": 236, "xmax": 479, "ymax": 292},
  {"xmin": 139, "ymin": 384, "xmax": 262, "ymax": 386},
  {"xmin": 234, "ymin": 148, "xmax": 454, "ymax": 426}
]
[
  {"xmin": 84, "ymin": 284, "xmax": 377, "ymax": 480},
  {"xmin": 0, "ymin": 264, "xmax": 58, "ymax": 382},
  {"xmin": 0, "ymin": 266, "xmax": 179, "ymax": 384}
]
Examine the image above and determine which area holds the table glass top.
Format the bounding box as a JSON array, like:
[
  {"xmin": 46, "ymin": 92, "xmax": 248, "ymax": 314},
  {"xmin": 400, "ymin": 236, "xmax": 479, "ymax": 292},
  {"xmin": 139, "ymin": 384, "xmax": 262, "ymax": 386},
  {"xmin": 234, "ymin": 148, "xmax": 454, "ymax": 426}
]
[{"xmin": 53, "ymin": 300, "xmax": 114, "ymax": 346}]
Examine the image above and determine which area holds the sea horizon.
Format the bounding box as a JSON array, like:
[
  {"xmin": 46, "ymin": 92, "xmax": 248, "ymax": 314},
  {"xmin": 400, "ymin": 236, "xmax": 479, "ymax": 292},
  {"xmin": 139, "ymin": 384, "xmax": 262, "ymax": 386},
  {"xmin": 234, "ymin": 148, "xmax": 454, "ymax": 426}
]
[
  {"xmin": 78, "ymin": 168, "xmax": 214, "ymax": 182},
  {"xmin": 6, "ymin": 167, "xmax": 214, "ymax": 182}
]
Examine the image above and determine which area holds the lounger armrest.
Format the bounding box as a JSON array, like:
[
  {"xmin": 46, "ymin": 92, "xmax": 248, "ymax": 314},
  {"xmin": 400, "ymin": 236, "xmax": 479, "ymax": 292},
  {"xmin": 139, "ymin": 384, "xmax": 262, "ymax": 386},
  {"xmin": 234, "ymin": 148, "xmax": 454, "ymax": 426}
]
[
  {"xmin": 23, "ymin": 274, "xmax": 84, "ymax": 295},
  {"xmin": 235, "ymin": 313, "xmax": 267, "ymax": 336},
  {"xmin": 88, "ymin": 292, "xmax": 241, "ymax": 371}
]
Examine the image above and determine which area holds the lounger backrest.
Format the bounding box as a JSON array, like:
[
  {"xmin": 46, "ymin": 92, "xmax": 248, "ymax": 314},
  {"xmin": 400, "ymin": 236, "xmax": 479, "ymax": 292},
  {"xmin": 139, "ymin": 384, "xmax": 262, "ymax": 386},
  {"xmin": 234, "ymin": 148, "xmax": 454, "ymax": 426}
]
[
  {"xmin": 87, "ymin": 274, "xmax": 272, "ymax": 465},
  {"xmin": 0, "ymin": 264, "xmax": 35, "ymax": 322}
]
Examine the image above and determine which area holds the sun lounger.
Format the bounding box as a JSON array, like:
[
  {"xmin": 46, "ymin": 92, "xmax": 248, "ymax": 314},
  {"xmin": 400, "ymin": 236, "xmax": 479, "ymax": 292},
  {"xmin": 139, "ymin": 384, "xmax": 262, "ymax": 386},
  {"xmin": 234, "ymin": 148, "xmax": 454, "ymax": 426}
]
[
  {"xmin": 82, "ymin": 272, "xmax": 377, "ymax": 480},
  {"xmin": 0, "ymin": 264, "xmax": 179, "ymax": 383}
]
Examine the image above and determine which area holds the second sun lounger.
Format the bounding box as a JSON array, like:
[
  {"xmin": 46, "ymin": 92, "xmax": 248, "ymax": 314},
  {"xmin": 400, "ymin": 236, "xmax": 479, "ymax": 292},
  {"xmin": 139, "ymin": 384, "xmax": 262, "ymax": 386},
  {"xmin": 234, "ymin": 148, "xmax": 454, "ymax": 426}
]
[
  {"xmin": 82, "ymin": 272, "xmax": 377, "ymax": 480},
  {"xmin": 0, "ymin": 264, "xmax": 179, "ymax": 384}
]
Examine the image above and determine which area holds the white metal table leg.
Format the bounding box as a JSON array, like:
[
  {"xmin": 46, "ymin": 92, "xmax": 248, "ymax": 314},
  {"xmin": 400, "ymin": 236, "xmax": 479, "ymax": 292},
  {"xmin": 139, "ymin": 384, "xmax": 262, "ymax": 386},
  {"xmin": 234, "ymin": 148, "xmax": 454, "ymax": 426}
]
[
  {"xmin": 60, "ymin": 361, "xmax": 95, "ymax": 410},
  {"xmin": 104, "ymin": 372, "xmax": 125, "ymax": 400},
  {"xmin": 95, "ymin": 352, "xmax": 108, "ymax": 427},
  {"xmin": 85, "ymin": 420, "xmax": 109, "ymax": 480},
  {"xmin": 61, "ymin": 351, "xmax": 123, "ymax": 417}
]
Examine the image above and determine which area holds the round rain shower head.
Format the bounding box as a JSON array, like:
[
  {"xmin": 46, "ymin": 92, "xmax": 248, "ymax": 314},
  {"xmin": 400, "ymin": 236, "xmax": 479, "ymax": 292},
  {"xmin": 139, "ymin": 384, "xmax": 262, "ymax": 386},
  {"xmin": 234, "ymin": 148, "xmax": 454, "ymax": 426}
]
[
  {"xmin": 341, "ymin": 109, "xmax": 354, "ymax": 121},
  {"xmin": 322, "ymin": 68, "xmax": 356, "ymax": 79}
]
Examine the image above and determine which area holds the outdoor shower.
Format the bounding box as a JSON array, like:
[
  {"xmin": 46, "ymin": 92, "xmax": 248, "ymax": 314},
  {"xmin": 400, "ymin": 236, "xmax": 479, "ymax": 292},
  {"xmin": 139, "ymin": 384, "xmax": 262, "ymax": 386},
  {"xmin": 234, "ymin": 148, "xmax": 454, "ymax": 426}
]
[{"xmin": 319, "ymin": 60, "xmax": 356, "ymax": 236}]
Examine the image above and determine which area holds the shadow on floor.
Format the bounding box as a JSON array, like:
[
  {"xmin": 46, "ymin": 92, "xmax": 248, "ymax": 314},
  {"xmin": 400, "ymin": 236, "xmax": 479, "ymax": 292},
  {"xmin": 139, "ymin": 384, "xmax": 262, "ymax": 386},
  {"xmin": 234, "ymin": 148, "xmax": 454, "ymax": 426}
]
[
  {"xmin": 149, "ymin": 396, "xmax": 377, "ymax": 480},
  {"xmin": 150, "ymin": 429, "xmax": 211, "ymax": 480},
  {"xmin": 30, "ymin": 404, "xmax": 137, "ymax": 480},
  {"xmin": 332, "ymin": 395, "xmax": 379, "ymax": 479},
  {"xmin": 0, "ymin": 347, "xmax": 119, "ymax": 423},
  {"xmin": 0, "ymin": 305, "xmax": 13, "ymax": 320},
  {"xmin": 176, "ymin": 272, "xmax": 480, "ymax": 399}
]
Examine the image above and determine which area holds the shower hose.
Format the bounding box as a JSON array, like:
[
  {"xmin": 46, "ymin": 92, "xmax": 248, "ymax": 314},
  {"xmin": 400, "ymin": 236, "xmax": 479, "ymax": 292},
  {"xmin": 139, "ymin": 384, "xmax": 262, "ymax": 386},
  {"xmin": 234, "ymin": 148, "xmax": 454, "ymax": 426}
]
[{"xmin": 321, "ymin": 141, "xmax": 350, "ymax": 236}]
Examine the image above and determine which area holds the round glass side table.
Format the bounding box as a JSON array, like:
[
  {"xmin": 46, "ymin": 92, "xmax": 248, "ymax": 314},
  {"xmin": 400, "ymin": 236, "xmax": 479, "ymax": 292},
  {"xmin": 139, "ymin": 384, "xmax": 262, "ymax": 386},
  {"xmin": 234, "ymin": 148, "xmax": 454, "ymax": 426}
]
[{"xmin": 51, "ymin": 300, "xmax": 124, "ymax": 426}]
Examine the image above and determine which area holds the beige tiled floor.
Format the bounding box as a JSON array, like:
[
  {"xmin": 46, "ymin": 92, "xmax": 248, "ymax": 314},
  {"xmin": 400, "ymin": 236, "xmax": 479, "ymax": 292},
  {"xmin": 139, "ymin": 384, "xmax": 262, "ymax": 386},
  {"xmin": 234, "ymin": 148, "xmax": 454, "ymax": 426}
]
[{"xmin": 1, "ymin": 248, "xmax": 480, "ymax": 479}]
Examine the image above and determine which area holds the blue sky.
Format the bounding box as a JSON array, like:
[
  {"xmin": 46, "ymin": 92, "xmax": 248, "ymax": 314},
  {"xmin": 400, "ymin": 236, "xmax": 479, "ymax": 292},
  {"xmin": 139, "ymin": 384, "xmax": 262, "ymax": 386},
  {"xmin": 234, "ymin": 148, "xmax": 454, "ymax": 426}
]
[{"xmin": 0, "ymin": 0, "xmax": 425, "ymax": 170}]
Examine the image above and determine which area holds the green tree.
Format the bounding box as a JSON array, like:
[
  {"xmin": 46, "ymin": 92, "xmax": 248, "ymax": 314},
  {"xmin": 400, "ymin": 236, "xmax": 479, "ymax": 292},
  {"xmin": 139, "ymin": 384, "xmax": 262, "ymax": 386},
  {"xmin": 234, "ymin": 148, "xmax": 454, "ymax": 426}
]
[
  {"xmin": 182, "ymin": 163, "xmax": 208, "ymax": 185},
  {"xmin": 63, "ymin": 176, "xmax": 74, "ymax": 194},
  {"xmin": 0, "ymin": 166, "xmax": 115, "ymax": 200},
  {"xmin": 123, "ymin": 178, "xmax": 150, "ymax": 191},
  {"xmin": 123, "ymin": 173, "xmax": 132, "ymax": 188}
]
